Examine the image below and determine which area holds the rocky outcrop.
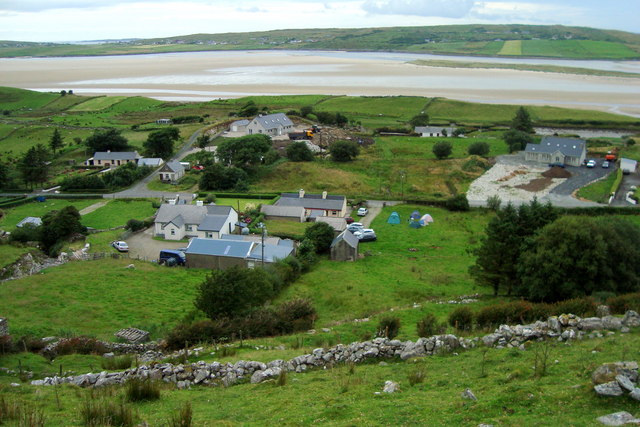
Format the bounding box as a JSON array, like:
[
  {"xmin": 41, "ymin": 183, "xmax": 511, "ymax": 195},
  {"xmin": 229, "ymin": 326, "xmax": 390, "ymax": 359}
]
[
  {"xmin": 0, "ymin": 252, "xmax": 62, "ymax": 282},
  {"xmin": 593, "ymin": 362, "xmax": 640, "ymax": 401}
]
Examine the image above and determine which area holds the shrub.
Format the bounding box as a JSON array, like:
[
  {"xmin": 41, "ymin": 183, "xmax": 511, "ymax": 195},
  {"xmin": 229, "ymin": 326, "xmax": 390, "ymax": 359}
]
[
  {"xmin": 276, "ymin": 298, "xmax": 317, "ymax": 333},
  {"xmin": 168, "ymin": 402, "xmax": 193, "ymax": 427},
  {"xmin": 445, "ymin": 194, "xmax": 469, "ymax": 211},
  {"xmin": 164, "ymin": 319, "xmax": 231, "ymax": 350},
  {"xmin": 125, "ymin": 378, "xmax": 161, "ymax": 402},
  {"xmin": 101, "ymin": 355, "xmax": 134, "ymax": 371},
  {"xmin": 468, "ymin": 141, "xmax": 490, "ymax": 157},
  {"xmin": 125, "ymin": 219, "xmax": 145, "ymax": 232},
  {"xmin": 376, "ymin": 316, "xmax": 401, "ymax": 339},
  {"xmin": 448, "ymin": 306, "xmax": 474, "ymax": 331},
  {"xmin": 330, "ymin": 140, "xmax": 360, "ymax": 162},
  {"xmin": 286, "ymin": 141, "xmax": 314, "ymax": 162},
  {"xmin": 552, "ymin": 297, "xmax": 597, "ymax": 317},
  {"xmin": 54, "ymin": 337, "xmax": 109, "ymax": 356},
  {"xmin": 416, "ymin": 313, "xmax": 440, "ymax": 337},
  {"xmin": 0, "ymin": 334, "xmax": 13, "ymax": 354},
  {"xmin": 303, "ymin": 222, "xmax": 335, "ymax": 253},
  {"xmin": 205, "ymin": 194, "xmax": 216, "ymax": 204},
  {"xmin": 432, "ymin": 141, "xmax": 452, "ymax": 159},
  {"xmin": 476, "ymin": 301, "xmax": 537, "ymax": 329},
  {"xmin": 0, "ymin": 397, "xmax": 46, "ymax": 426},
  {"xmin": 607, "ymin": 293, "xmax": 640, "ymax": 314},
  {"xmin": 80, "ymin": 399, "xmax": 134, "ymax": 427},
  {"xmin": 486, "ymin": 195, "xmax": 502, "ymax": 211}
]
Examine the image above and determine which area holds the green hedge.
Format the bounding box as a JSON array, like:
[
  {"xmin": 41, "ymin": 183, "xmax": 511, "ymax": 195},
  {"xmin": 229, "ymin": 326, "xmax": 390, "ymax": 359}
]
[
  {"xmin": 0, "ymin": 196, "xmax": 30, "ymax": 209},
  {"xmin": 611, "ymin": 168, "xmax": 624, "ymax": 196},
  {"xmin": 198, "ymin": 192, "xmax": 279, "ymax": 200}
]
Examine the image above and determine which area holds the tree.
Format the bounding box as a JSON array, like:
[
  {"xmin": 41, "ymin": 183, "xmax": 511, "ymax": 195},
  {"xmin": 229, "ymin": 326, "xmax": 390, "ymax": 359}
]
[
  {"xmin": 195, "ymin": 266, "xmax": 276, "ymax": 320},
  {"xmin": 303, "ymin": 222, "xmax": 335, "ymax": 253},
  {"xmin": 85, "ymin": 128, "xmax": 129, "ymax": 152},
  {"xmin": 432, "ymin": 141, "xmax": 452, "ymax": 159},
  {"xmin": 216, "ymin": 134, "xmax": 272, "ymax": 171},
  {"xmin": 0, "ymin": 163, "xmax": 9, "ymax": 189},
  {"xmin": 409, "ymin": 113, "xmax": 429, "ymax": 127},
  {"xmin": 199, "ymin": 163, "xmax": 249, "ymax": 191},
  {"xmin": 18, "ymin": 144, "xmax": 49, "ymax": 189},
  {"xmin": 335, "ymin": 112, "xmax": 348, "ymax": 127},
  {"xmin": 468, "ymin": 141, "xmax": 490, "ymax": 157},
  {"xmin": 516, "ymin": 217, "xmax": 640, "ymax": 302},
  {"xmin": 286, "ymin": 141, "xmax": 314, "ymax": 162},
  {"xmin": 503, "ymin": 129, "xmax": 533, "ymax": 153},
  {"xmin": 511, "ymin": 106, "xmax": 534, "ymax": 133},
  {"xmin": 300, "ymin": 105, "xmax": 313, "ymax": 117},
  {"xmin": 238, "ymin": 101, "xmax": 259, "ymax": 117},
  {"xmin": 196, "ymin": 134, "xmax": 210, "ymax": 149},
  {"xmin": 143, "ymin": 127, "xmax": 180, "ymax": 159},
  {"xmin": 330, "ymin": 140, "xmax": 359, "ymax": 162},
  {"xmin": 40, "ymin": 205, "xmax": 87, "ymax": 256},
  {"xmin": 49, "ymin": 128, "xmax": 64, "ymax": 154}
]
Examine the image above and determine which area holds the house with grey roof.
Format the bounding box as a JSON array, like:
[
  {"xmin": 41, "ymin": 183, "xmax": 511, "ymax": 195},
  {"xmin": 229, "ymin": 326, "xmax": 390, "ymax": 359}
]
[
  {"xmin": 524, "ymin": 136, "xmax": 586, "ymax": 167},
  {"xmin": 154, "ymin": 204, "xmax": 238, "ymax": 240},
  {"xmin": 85, "ymin": 151, "xmax": 141, "ymax": 167},
  {"xmin": 330, "ymin": 230, "xmax": 359, "ymax": 261},
  {"xmin": 247, "ymin": 113, "xmax": 294, "ymax": 136},
  {"xmin": 415, "ymin": 126, "xmax": 458, "ymax": 137},
  {"xmin": 159, "ymin": 161, "xmax": 185, "ymax": 182},
  {"xmin": 16, "ymin": 217, "xmax": 42, "ymax": 228},
  {"xmin": 230, "ymin": 119, "xmax": 250, "ymax": 132},
  {"xmin": 261, "ymin": 189, "xmax": 347, "ymax": 222},
  {"xmin": 184, "ymin": 237, "xmax": 294, "ymax": 269},
  {"xmin": 138, "ymin": 158, "xmax": 164, "ymax": 168}
]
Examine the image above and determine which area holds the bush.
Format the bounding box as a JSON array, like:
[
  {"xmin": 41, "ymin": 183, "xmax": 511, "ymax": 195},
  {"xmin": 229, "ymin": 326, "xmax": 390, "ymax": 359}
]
[
  {"xmin": 416, "ymin": 313, "xmax": 441, "ymax": 337},
  {"xmin": 330, "ymin": 140, "xmax": 360, "ymax": 162},
  {"xmin": 407, "ymin": 365, "xmax": 426, "ymax": 386},
  {"xmin": 205, "ymin": 194, "xmax": 217, "ymax": 204},
  {"xmin": 164, "ymin": 319, "xmax": 232, "ymax": 350},
  {"xmin": 486, "ymin": 195, "xmax": 502, "ymax": 211},
  {"xmin": 445, "ymin": 194, "xmax": 469, "ymax": 211},
  {"xmin": 476, "ymin": 301, "xmax": 537, "ymax": 329},
  {"xmin": 276, "ymin": 298, "xmax": 317, "ymax": 333},
  {"xmin": 80, "ymin": 399, "xmax": 134, "ymax": 427},
  {"xmin": 168, "ymin": 402, "xmax": 193, "ymax": 427},
  {"xmin": 303, "ymin": 222, "xmax": 335, "ymax": 253},
  {"xmin": 125, "ymin": 219, "xmax": 145, "ymax": 232},
  {"xmin": 376, "ymin": 316, "xmax": 401, "ymax": 339},
  {"xmin": 553, "ymin": 297, "xmax": 597, "ymax": 317},
  {"xmin": 468, "ymin": 141, "xmax": 490, "ymax": 157},
  {"xmin": 9, "ymin": 223, "xmax": 41, "ymax": 243},
  {"xmin": 54, "ymin": 337, "xmax": 109, "ymax": 356},
  {"xmin": 432, "ymin": 141, "xmax": 452, "ymax": 159},
  {"xmin": 448, "ymin": 306, "xmax": 473, "ymax": 331},
  {"xmin": 125, "ymin": 378, "xmax": 161, "ymax": 402},
  {"xmin": 607, "ymin": 293, "xmax": 640, "ymax": 314},
  {"xmin": 286, "ymin": 141, "xmax": 314, "ymax": 162}
]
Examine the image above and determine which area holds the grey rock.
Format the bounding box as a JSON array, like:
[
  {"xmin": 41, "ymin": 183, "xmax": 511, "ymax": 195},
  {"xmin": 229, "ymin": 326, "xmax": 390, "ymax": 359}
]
[
  {"xmin": 630, "ymin": 388, "xmax": 640, "ymax": 401},
  {"xmin": 622, "ymin": 311, "xmax": 640, "ymax": 327},
  {"xmin": 383, "ymin": 380, "xmax": 400, "ymax": 393},
  {"xmin": 616, "ymin": 374, "xmax": 636, "ymax": 392},
  {"xmin": 461, "ymin": 388, "xmax": 477, "ymax": 401},
  {"xmin": 547, "ymin": 317, "xmax": 561, "ymax": 333},
  {"xmin": 222, "ymin": 372, "xmax": 237, "ymax": 387},
  {"xmin": 579, "ymin": 317, "xmax": 603, "ymax": 331},
  {"xmin": 596, "ymin": 411, "xmax": 640, "ymax": 426},
  {"xmin": 482, "ymin": 333, "xmax": 501, "ymax": 347},
  {"xmin": 594, "ymin": 381, "xmax": 624, "ymax": 397},
  {"xmin": 103, "ymin": 352, "xmax": 115, "ymax": 358},
  {"xmin": 596, "ymin": 305, "xmax": 611, "ymax": 317},
  {"xmin": 194, "ymin": 369, "xmax": 209, "ymax": 384},
  {"xmin": 30, "ymin": 379, "xmax": 45, "ymax": 386},
  {"xmin": 10, "ymin": 383, "xmax": 20, "ymax": 387},
  {"xmin": 250, "ymin": 367, "xmax": 282, "ymax": 384},
  {"xmin": 602, "ymin": 317, "xmax": 623, "ymax": 330},
  {"xmin": 592, "ymin": 362, "xmax": 639, "ymax": 385}
]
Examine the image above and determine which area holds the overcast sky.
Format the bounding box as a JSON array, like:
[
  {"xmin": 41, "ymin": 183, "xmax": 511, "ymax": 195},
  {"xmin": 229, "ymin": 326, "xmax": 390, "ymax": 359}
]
[{"xmin": 1, "ymin": 0, "xmax": 637, "ymax": 42}]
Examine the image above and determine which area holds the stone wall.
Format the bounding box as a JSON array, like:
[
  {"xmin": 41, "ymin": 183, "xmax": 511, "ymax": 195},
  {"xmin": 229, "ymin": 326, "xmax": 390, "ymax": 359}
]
[
  {"xmin": 31, "ymin": 310, "xmax": 640, "ymax": 389},
  {"xmin": 0, "ymin": 318, "xmax": 7, "ymax": 336}
]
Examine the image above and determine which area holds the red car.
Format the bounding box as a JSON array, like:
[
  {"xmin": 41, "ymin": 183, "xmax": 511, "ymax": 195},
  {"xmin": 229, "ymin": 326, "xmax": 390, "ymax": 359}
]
[
  {"xmin": 192, "ymin": 165, "xmax": 205, "ymax": 170},
  {"xmin": 345, "ymin": 217, "xmax": 354, "ymax": 224}
]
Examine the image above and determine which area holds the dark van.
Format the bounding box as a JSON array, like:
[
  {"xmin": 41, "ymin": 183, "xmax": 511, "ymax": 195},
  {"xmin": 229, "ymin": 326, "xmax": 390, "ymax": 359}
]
[{"xmin": 159, "ymin": 249, "xmax": 186, "ymax": 266}]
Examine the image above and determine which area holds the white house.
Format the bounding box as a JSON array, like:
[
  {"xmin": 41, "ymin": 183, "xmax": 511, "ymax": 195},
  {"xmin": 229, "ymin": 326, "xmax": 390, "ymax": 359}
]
[
  {"xmin": 230, "ymin": 119, "xmax": 249, "ymax": 132},
  {"xmin": 158, "ymin": 161, "xmax": 185, "ymax": 182},
  {"xmin": 85, "ymin": 151, "xmax": 141, "ymax": 167},
  {"xmin": 261, "ymin": 190, "xmax": 347, "ymax": 222},
  {"xmin": 524, "ymin": 136, "xmax": 586, "ymax": 167},
  {"xmin": 247, "ymin": 113, "xmax": 294, "ymax": 136},
  {"xmin": 154, "ymin": 204, "xmax": 238, "ymax": 240},
  {"xmin": 415, "ymin": 126, "xmax": 458, "ymax": 137}
]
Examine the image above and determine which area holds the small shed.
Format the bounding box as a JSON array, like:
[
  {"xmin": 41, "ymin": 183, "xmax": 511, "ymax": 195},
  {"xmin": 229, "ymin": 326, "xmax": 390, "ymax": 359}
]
[
  {"xmin": 159, "ymin": 161, "xmax": 185, "ymax": 182},
  {"xmin": 16, "ymin": 217, "xmax": 42, "ymax": 228},
  {"xmin": 387, "ymin": 212, "xmax": 400, "ymax": 224},
  {"xmin": 621, "ymin": 158, "xmax": 638, "ymax": 174},
  {"xmin": 330, "ymin": 230, "xmax": 359, "ymax": 261},
  {"xmin": 315, "ymin": 216, "xmax": 347, "ymax": 232}
]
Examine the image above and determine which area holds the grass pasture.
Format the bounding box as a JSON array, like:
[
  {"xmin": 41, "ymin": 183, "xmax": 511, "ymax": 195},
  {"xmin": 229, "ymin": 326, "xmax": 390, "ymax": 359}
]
[
  {"xmin": 0, "ymin": 244, "xmax": 31, "ymax": 269},
  {"xmin": 0, "ymin": 87, "xmax": 58, "ymax": 113},
  {"xmin": 0, "ymin": 258, "xmax": 209, "ymax": 339},
  {"xmin": 80, "ymin": 199, "xmax": 156, "ymax": 230},
  {"xmin": 522, "ymin": 39, "xmax": 640, "ymax": 59},
  {"xmin": 498, "ymin": 40, "xmax": 522, "ymax": 55},
  {"xmin": 0, "ymin": 198, "xmax": 99, "ymax": 229},
  {"xmin": 67, "ymin": 96, "xmax": 128, "ymax": 112}
]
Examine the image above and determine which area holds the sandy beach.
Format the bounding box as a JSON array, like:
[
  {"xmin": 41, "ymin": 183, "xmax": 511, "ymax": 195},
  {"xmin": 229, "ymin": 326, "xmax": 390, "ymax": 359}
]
[{"xmin": 2, "ymin": 50, "xmax": 640, "ymax": 116}]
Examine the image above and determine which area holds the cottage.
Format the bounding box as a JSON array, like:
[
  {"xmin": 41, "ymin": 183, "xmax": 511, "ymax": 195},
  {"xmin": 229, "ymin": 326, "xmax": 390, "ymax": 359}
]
[
  {"xmin": 261, "ymin": 190, "xmax": 347, "ymax": 222},
  {"xmin": 85, "ymin": 151, "xmax": 141, "ymax": 167},
  {"xmin": 330, "ymin": 230, "xmax": 359, "ymax": 261},
  {"xmin": 247, "ymin": 113, "xmax": 294, "ymax": 136},
  {"xmin": 156, "ymin": 118, "xmax": 172, "ymax": 125},
  {"xmin": 154, "ymin": 204, "xmax": 238, "ymax": 240},
  {"xmin": 415, "ymin": 126, "xmax": 458, "ymax": 137},
  {"xmin": 159, "ymin": 161, "xmax": 185, "ymax": 182},
  {"xmin": 261, "ymin": 205, "xmax": 306, "ymax": 222},
  {"xmin": 524, "ymin": 136, "xmax": 586, "ymax": 167}
]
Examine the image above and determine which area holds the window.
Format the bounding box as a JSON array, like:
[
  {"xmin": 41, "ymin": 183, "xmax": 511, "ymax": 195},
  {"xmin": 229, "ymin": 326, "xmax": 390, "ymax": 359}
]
[{"xmin": 170, "ymin": 229, "xmax": 176, "ymax": 236}]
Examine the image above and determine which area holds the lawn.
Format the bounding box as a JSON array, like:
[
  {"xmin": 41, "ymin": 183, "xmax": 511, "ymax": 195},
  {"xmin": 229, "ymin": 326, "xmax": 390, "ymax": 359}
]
[
  {"xmin": 278, "ymin": 205, "xmax": 491, "ymax": 325},
  {"xmin": 576, "ymin": 170, "xmax": 617, "ymax": 203},
  {"xmin": 498, "ymin": 40, "xmax": 522, "ymax": 55},
  {"xmin": 0, "ymin": 244, "xmax": 30, "ymax": 269},
  {"xmin": 521, "ymin": 39, "xmax": 640, "ymax": 60},
  {"xmin": 146, "ymin": 175, "xmax": 198, "ymax": 192},
  {"xmin": 215, "ymin": 197, "xmax": 274, "ymax": 212},
  {"xmin": 80, "ymin": 199, "xmax": 157, "ymax": 230},
  {"xmin": 0, "ymin": 258, "xmax": 209, "ymax": 339},
  {"xmin": 264, "ymin": 219, "xmax": 310, "ymax": 238},
  {"xmin": 0, "ymin": 198, "xmax": 100, "ymax": 229},
  {"xmin": 314, "ymin": 96, "xmax": 429, "ymax": 121},
  {"xmin": 67, "ymin": 96, "xmax": 128, "ymax": 112}
]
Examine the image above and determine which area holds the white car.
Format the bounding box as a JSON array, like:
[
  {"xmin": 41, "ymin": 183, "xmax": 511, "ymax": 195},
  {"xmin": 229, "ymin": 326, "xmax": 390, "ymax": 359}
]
[
  {"xmin": 354, "ymin": 229, "xmax": 377, "ymax": 241},
  {"xmin": 586, "ymin": 160, "xmax": 597, "ymax": 168},
  {"xmin": 111, "ymin": 241, "xmax": 129, "ymax": 252},
  {"xmin": 357, "ymin": 207, "xmax": 369, "ymax": 216}
]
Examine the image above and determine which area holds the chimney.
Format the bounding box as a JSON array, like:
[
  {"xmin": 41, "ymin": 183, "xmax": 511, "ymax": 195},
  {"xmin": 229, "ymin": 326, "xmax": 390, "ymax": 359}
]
[
  {"xmin": 322, "ymin": 191, "xmax": 327, "ymax": 199},
  {"xmin": 299, "ymin": 189, "xmax": 305, "ymax": 198}
]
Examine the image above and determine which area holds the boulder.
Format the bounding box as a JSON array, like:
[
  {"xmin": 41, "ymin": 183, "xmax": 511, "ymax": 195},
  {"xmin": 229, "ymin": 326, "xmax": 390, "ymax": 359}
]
[
  {"xmin": 616, "ymin": 374, "xmax": 636, "ymax": 392},
  {"xmin": 630, "ymin": 388, "xmax": 640, "ymax": 401},
  {"xmin": 622, "ymin": 311, "xmax": 640, "ymax": 327},
  {"xmin": 579, "ymin": 317, "xmax": 604, "ymax": 331},
  {"xmin": 547, "ymin": 317, "xmax": 561, "ymax": 333},
  {"xmin": 594, "ymin": 381, "xmax": 624, "ymax": 397},
  {"xmin": 250, "ymin": 367, "xmax": 282, "ymax": 384},
  {"xmin": 383, "ymin": 380, "xmax": 400, "ymax": 393},
  {"xmin": 194, "ymin": 369, "xmax": 209, "ymax": 384},
  {"xmin": 596, "ymin": 411, "xmax": 640, "ymax": 426},
  {"xmin": 602, "ymin": 317, "xmax": 623, "ymax": 331},
  {"xmin": 592, "ymin": 362, "xmax": 639, "ymax": 385},
  {"xmin": 461, "ymin": 388, "xmax": 477, "ymax": 401},
  {"xmin": 482, "ymin": 333, "xmax": 501, "ymax": 347}
]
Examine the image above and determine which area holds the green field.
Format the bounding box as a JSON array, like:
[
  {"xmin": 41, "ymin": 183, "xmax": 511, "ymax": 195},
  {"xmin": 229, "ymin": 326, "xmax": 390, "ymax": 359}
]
[
  {"xmin": 576, "ymin": 171, "xmax": 618, "ymax": 203},
  {"xmin": 0, "ymin": 198, "xmax": 100, "ymax": 229},
  {"xmin": 498, "ymin": 40, "xmax": 522, "ymax": 55},
  {"xmin": 522, "ymin": 39, "xmax": 640, "ymax": 59},
  {"xmin": 0, "ymin": 244, "xmax": 31, "ymax": 269},
  {"xmin": 67, "ymin": 96, "xmax": 128, "ymax": 112},
  {"xmin": 80, "ymin": 199, "xmax": 157, "ymax": 230}
]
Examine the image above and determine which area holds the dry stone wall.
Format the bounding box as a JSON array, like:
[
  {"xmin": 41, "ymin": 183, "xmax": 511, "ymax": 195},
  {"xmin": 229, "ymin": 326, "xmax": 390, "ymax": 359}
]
[
  {"xmin": 0, "ymin": 318, "xmax": 7, "ymax": 336},
  {"xmin": 31, "ymin": 310, "xmax": 640, "ymax": 389}
]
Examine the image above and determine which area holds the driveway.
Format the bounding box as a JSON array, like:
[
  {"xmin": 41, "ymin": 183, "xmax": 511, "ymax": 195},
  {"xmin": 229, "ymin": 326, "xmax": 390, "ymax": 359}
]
[
  {"xmin": 611, "ymin": 171, "xmax": 640, "ymax": 207},
  {"xmin": 550, "ymin": 158, "xmax": 614, "ymax": 196},
  {"xmin": 125, "ymin": 228, "xmax": 187, "ymax": 262}
]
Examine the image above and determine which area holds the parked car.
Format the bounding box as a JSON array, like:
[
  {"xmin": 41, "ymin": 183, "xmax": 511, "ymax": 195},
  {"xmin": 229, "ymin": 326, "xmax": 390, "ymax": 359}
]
[
  {"xmin": 602, "ymin": 161, "xmax": 610, "ymax": 168},
  {"xmin": 354, "ymin": 229, "xmax": 377, "ymax": 242},
  {"xmin": 347, "ymin": 223, "xmax": 364, "ymax": 233},
  {"xmin": 159, "ymin": 249, "xmax": 186, "ymax": 266},
  {"xmin": 548, "ymin": 162, "xmax": 565, "ymax": 168},
  {"xmin": 345, "ymin": 216, "xmax": 355, "ymax": 224},
  {"xmin": 586, "ymin": 160, "xmax": 597, "ymax": 168},
  {"xmin": 357, "ymin": 207, "xmax": 369, "ymax": 216},
  {"xmin": 111, "ymin": 241, "xmax": 129, "ymax": 252}
]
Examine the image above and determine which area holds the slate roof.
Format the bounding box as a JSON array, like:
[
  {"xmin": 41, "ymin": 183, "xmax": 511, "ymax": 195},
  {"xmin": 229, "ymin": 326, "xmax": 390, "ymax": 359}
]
[
  {"xmin": 138, "ymin": 158, "xmax": 164, "ymax": 167},
  {"xmin": 415, "ymin": 126, "xmax": 457, "ymax": 135},
  {"xmin": 93, "ymin": 151, "xmax": 140, "ymax": 161},
  {"xmin": 316, "ymin": 216, "xmax": 347, "ymax": 231},
  {"xmin": 186, "ymin": 238, "xmax": 254, "ymax": 258},
  {"xmin": 231, "ymin": 119, "xmax": 250, "ymax": 127},
  {"xmin": 155, "ymin": 204, "xmax": 208, "ymax": 225},
  {"xmin": 206, "ymin": 205, "xmax": 233, "ymax": 216},
  {"xmin": 261, "ymin": 205, "xmax": 306, "ymax": 218},
  {"xmin": 277, "ymin": 193, "xmax": 345, "ymax": 211},
  {"xmin": 163, "ymin": 161, "xmax": 185, "ymax": 173},
  {"xmin": 251, "ymin": 113, "xmax": 293, "ymax": 131},
  {"xmin": 525, "ymin": 137, "xmax": 586, "ymax": 157},
  {"xmin": 198, "ymin": 215, "xmax": 228, "ymax": 232},
  {"xmin": 247, "ymin": 243, "xmax": 294, "ymax": 263},
  {"xmin": 331, "ymin": 230, "xmax": 359, "ymax": 249},
  {"xmin": 16, "ymin": 217, "xmax": 42, "ymax": 228}
]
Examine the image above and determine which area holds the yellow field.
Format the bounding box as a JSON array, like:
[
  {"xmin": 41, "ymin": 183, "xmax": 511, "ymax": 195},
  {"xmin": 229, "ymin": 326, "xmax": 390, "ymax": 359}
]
[
  {"xmin": 498, "ymin": 40, "xmax": 522, "ymax": 55},
  {"xmin": 68, "ymin": 96, "xmax": 127, "ymax": 112}
]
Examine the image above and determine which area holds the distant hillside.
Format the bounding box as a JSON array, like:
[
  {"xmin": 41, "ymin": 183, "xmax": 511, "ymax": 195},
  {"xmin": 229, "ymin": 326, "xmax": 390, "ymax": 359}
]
[{"xmin": 1, "ymin": 24, "xmax": 640, "ymax": 59}]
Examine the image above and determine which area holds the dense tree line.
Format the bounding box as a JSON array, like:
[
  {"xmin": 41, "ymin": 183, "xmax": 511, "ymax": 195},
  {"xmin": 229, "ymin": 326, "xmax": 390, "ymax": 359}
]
[{"xmin": 11, "ymin": 206, "xmax": 86, "ymax": 256}]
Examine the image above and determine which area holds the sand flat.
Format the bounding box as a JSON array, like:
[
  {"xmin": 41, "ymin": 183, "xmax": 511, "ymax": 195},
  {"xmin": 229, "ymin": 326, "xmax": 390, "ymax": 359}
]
[{"xmin": 2, "ymin": 50, "xmax": 640, "ymax": 115}]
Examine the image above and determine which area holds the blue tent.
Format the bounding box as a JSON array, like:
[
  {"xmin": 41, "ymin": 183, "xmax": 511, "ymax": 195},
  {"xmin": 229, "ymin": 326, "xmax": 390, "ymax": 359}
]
[
  {"xmin": 410, "ymin": 210, "xmax": 421, "ymax": 220},
  {"xmin": 387, "ymin": 211, "xmax": 400, "ymax": 224}
]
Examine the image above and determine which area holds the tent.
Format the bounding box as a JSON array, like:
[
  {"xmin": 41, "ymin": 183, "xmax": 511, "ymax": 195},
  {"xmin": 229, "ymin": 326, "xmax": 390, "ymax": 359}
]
[
  {"xmin": 420, "ymin": 214, "xmax": 434, "ymax": 225},
  {"xmin": 409, "ymin": 221, "xmax": 422, "ymax": 229},
  {"xmin": 387, "ymin": 211, "xmax": 400, "ymax": 224},
  {"xmin": 410, "ymin": 210, "xmax": 421, "ymax": 220}
]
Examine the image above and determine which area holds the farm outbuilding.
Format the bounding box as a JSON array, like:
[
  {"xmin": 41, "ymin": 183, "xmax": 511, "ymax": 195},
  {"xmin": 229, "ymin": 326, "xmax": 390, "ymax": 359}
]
[{"xmin": 330, "ymin": 230, "xmax": 359, "ymax": 261}]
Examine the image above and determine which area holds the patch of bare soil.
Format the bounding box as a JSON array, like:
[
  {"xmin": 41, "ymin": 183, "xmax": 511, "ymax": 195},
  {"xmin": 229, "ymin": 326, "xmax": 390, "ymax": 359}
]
[
  {"xmin": 515, "ymin": 177, "xmax": 554, "ymax": 192},
  {"xmin": 542, "ymin": 166, "xmax": 572, "ymax": 179},
  {"xmin": 497, "ymin": 169, "xmax": 528, "ymax": 182}
]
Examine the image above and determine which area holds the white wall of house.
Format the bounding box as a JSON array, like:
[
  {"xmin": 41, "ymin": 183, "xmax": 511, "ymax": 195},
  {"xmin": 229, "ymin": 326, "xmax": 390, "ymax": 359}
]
[{"xmin": 163, "ymin": 223, "xmax": 185, "ymax": 240}]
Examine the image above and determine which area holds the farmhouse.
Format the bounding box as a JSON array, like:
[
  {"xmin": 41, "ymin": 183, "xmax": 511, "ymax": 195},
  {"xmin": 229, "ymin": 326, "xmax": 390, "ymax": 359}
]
[
  {"xmin": 261, "ymin": 190, "xmax": 347, "ymax": 222},
  {"xmin": 154, "ymin": 204, "xmax": 238, "ymax": 240},
  {"xmin": 415, "ymin": 126, "xmax": 458, "ymax": 137},
  {"xmin": 247, "ymin": 113, "xmax": 294, "ymax": 136},
  {"xmin": 184, "ymin": 237, "xmax": 294, "ymax": 269},
  {"xmin": 330, "ymin": 230, "xmax": 359, "ymax": 261},
  {"xmin": 85, "ymin": 151, "xmax": 141, "ymax": 167},
  {"xmin": 524, "ymin": 136, "xmax": 586, "ymax": 167},
  {"xmin": 158, "ymin": 161, "xmax": 185, "ymax": 182}
]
